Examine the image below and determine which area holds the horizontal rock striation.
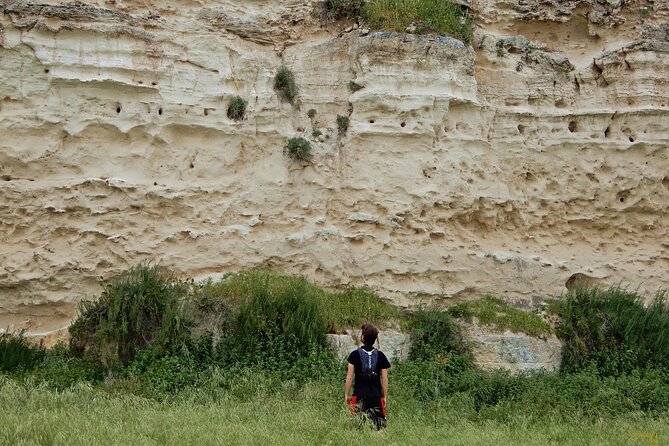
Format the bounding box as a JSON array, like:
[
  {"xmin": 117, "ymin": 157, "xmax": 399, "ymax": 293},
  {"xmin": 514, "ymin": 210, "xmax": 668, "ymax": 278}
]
[{"xmin": 1, "ymin": 0, "xmax": 667, "ymax": 334}]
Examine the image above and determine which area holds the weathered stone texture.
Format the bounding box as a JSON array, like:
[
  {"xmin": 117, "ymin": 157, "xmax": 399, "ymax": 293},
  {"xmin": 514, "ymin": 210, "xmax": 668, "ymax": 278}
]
[{"xmin": 1, "ymin": 0, "xmax": 667, "ymax": 334}]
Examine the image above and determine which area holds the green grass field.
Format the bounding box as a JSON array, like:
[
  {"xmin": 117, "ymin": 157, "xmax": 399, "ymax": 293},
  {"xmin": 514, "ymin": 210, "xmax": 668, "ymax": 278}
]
[{"xmin": 0, "ymin": 378, "xmax": 666, "ymax": 446}]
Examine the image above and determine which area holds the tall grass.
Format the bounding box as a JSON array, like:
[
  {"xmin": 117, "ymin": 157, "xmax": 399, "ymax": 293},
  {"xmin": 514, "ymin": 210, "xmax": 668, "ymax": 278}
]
[
  {"xmin": 69, "ymin": 263, "xmax": 193, "ymax": 368},
  {"xmin": 0, "ymin": 376, "xmax": 667, "ymax": 446},
  {"xmin": 552, "ymin": 287, "xmax": 669, "ymax": 375},
  {"xmin": 0, "ymin": 332, "xmax": 44, "ymax": 372}
]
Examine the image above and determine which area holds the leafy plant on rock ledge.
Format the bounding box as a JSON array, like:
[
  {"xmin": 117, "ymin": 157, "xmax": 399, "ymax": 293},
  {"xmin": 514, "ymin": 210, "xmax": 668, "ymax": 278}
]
[
  {"xmin": 227, "ymin": 96, "xmax": 248, "ymax": 121},
  {"xmin": 336, "ymin": 115, "xmax": 350, "ymax": 135},
  {"xmin": 274, "ymin": 67, "xmax": 298, "ymax": 104},
  {"xmin": 284, "ymin": 137, "xmax": 312, "ymax": 162}
]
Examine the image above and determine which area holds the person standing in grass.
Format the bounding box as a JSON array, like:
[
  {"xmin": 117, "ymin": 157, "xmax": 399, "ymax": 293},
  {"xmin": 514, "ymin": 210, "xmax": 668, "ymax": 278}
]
[{"xmin": 344, "ymin": 323, "xmax": 391, "ymax": 429}]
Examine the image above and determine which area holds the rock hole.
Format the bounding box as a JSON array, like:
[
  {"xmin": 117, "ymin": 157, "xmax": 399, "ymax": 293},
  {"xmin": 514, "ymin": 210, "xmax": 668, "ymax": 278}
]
[
  {"xmin": 604, "ymin": 126, "xmax": 611, "ymax": 138},
  {"xmin": 158, "ymin": 108, "xmax": 163, "ymax": 115},
  {"xmin": 420, "ymin": 209, "xmax": 426, "ymax": 217},
  {"xmin": 620, "ymin": 197, "xmax": 624, "ymax": 203},
  {"xmin": 154, "ymin": 181, "xmax": 158, "ymax": 186},
  {"xmin": 662, "ymin": 176, "xmax": 669, "ymax": 189},
  {"xmin": 151, "ymin": 82, "xmax": 157, "ymax": 86},
  {"xmin": 400, "ymin": 122, "xmax": 406, "ymax": 128},
  {"xmin": 517, "ymin": 124, "xmax": 526, "ymax": 134},
  {"xmin": 44, "ymin": 68, "xmax": 50, "ymax": 74},
  {"xmin": 1, "ymin": 175, "xmax": 12, "ymax": 181},
  {"xmin": 568, "ymin": 121, "xmax": 577, "ymax": 133},
  {"xmin": 189, "ymin": 162, "xmax": 194, "ymax": 169},
  {"xmin": 138, "ymin": 80, "xmax": 143, "ymax": 85},
  {"xmin": 204, "ymin": 109, "xmax": 209, "ymax": 116},
  {"xmin": 629, "ymin": 136, "xmax": 635, "ymax": 142},
  {"xmin": 565, "ymin": 273, "xmax": 595, "ymax": 290},
  {"xmin": 369, "ymin": 119, "xmax": 375, "ymax": 124},
  {"xmin": 116, "ymin": 106, "xmax": 121, "ymax": 114}
]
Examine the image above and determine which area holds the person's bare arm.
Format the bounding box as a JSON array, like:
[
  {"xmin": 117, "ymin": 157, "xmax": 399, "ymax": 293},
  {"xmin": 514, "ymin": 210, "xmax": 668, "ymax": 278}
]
[{"xmin": 344, "ymin": 363, "xmax": 355, "ymax": 404}]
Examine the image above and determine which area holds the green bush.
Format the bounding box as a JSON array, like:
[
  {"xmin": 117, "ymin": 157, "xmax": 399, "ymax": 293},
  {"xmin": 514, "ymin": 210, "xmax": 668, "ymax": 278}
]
[
  {"xmin": 69, "ymin": 263, "xmax": 193, "ymax": 369},
  {"xmin": 227, "ymin": 96, "xmax": 247, "ymax": 121},
  {"xmin": 216, "ymin": 274, "xmax": 337, "ymax": 381},
  {"xmin": 363, "ymin": 0, "xmax": 472, "ymax": 43},
  {"xmin": 283, "ymin": 137, "xmax": 312, "ymax": 161},
  {"xmin": 324, "ymin": 0, "xmax": 365, "ymax": 19},
  {"xmin": 336, "ymin": 115, "xmax": 350, "ymax": 134},
  {"xmin": 0, "ymin": 333, "xmax": 45, "ymax": 372},
  {"xmin": 552, "ymin": 286, "xmax": 669, "ymax": 375},
  {"xmin": 448, "ymin": 296, "xmax": 551, "ymax": 336},
  {"xmin": 409, "ymin": 309, "xmax": 470, "ymax": 362},
  {"xmin": 274, "ymin": 67, "xmax": 298, "ymax": 104},
  {"xmin": 312, "ymin": 129, "xmax": 322, "ymax": 138},
  {"xmin": 32, "ymin": 346, "xmax": 103, "ymax": 390}
]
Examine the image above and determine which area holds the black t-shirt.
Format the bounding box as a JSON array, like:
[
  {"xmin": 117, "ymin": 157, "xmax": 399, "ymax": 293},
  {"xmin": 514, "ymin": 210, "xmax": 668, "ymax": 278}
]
[{"xmin": 348, "ymin": 346, "xmax": 391, "ymax": 402}]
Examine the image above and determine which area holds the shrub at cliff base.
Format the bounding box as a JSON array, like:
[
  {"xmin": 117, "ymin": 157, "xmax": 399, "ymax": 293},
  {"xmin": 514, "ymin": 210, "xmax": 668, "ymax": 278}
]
[
  {"xmin": 0, "ymin": 333, "xmax": 45, "ymax": 372},
  {"xmin": 551, "ymin": 286, "xmax": 669, "ymax": 376},
  {"xmin": 3, "ymin": 265, "xmax": 669, "ymax": 426},
  {"xmin": 69, "ymin": 263, "xmax": 193, "ymax": 369}
]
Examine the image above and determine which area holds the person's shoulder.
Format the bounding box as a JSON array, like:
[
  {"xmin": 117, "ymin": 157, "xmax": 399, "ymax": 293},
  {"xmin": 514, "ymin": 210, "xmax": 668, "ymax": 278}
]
[
  {"xmin": 377, "ymin": 350, "xmax": 391, "ymax": 367},
  {"xmin": 347, "ymin": 348, "xmax": 361, "ymax": 362}
]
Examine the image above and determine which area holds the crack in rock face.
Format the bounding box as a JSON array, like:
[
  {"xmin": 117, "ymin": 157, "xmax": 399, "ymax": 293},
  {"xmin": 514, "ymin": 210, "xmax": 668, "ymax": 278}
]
[{"xmin": 1, "ymin": 0, "xmax": 668, "ymax": 335}]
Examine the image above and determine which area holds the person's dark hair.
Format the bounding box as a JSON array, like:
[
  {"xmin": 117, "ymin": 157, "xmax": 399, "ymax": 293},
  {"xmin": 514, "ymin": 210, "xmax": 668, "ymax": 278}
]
[{"xmin": 361, "ymin": 323, "xmax": 379, "ymax": 348}]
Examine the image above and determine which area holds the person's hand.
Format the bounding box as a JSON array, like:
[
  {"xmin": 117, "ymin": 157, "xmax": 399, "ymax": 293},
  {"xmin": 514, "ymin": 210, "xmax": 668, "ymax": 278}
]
[{"xmin": 345, "ymin": 395, "xmax": 352, "ymax": 405}]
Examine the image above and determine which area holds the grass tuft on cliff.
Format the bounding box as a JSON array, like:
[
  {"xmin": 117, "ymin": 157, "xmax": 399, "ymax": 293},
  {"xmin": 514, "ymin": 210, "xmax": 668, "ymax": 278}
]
[
  {"xmin": 227, "ymin": 96, "xmax": 247, "ymax": 121},
  {"xmin": 448, "ymin": 296, "xmax": 551, "ymax": 337},
  {"xmin": 283, "ymin": 137, "xmax": 312, "ymax": 161},
  {"xmin": 273, "ymin": 67, "xmax": 298, "ymax": 104}
]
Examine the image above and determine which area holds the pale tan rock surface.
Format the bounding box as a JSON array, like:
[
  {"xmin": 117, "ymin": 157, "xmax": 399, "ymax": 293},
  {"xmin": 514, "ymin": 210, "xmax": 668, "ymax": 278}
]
[
  {"xmin": 464, "ymin": 324, "xmax": 562, "ymax": 372},
  {"xmin": 1, "ymin": 0, "xmax": 668, "ymax": 334}
]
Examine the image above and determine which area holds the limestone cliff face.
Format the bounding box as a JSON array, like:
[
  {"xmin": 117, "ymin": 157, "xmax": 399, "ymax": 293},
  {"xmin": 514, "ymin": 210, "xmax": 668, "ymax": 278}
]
[{"xmin": 1, "ymin": 0, "xmax": 668, "ymax": 334}]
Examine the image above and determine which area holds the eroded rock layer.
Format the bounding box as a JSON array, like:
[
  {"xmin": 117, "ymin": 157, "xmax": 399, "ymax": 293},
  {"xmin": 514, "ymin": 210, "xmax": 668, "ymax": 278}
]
[{"xmin": 1, "ymin": 0, "xmax": 668, "ymax": 333}]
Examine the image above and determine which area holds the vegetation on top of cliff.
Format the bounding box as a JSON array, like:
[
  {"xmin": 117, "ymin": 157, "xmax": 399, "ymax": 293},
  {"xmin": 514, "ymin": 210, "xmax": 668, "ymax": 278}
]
[
  {"xmin": 227, "ymin": 96, "xmax": 247, "ymax": 121},
  {"xmin": 551, "ymin": 287, "xmax": 669, "ymax": 376},
  {"xmin": 324, "ymin": 0, "xmax": 472, "ymax": 43},
  {"xmin": 448, "ymin": 296, "xmax": 552, "ymax": 337},
  {"xmin": 363, "ymin": 0, "xmax": 472, "ymax": 43},
  {"xmin": 274, "ymin": 67, "xmax": 298, "ymax": 104},
  {"xmin": 283, "ymin": 137, "xmax": 312, "ymax": 161}
]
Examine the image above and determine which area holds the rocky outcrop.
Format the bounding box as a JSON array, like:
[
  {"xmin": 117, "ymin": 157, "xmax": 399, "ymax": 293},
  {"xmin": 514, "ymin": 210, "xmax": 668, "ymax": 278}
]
[
  {"xmin": 465, "ymin": 324, "xmax": 562, "ymax": 372},
  {"xmin": 327, "ymin": 329, "xmax": 412, "ymax": 361},
  {"xmin": 1, "ymin": 0, "xmax": 667, "ymax": 334}
]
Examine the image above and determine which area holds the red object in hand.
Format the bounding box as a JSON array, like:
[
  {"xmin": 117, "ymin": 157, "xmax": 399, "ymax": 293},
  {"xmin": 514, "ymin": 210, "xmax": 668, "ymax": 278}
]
[{"xmin": 349, "ymin": 395, "xmax": 357, "ymax": 415}]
